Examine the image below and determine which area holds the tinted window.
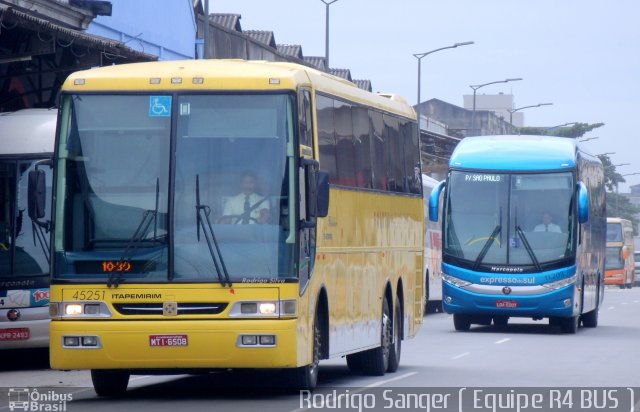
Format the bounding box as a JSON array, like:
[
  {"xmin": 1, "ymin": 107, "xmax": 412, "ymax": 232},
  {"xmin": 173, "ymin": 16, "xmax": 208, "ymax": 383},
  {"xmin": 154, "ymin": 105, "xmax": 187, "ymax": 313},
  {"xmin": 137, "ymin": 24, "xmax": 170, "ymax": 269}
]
[
  {"xmin": 352, "ymin": 106, "xmax": 372, "ymax": 188},
  {"xmin": 384, "ymin": 115, "xmax": 403, "ymax": 192},
  {"xmin": 316, "ymin": 95, "xmax": 337, "ymax": 182},
  {"xmin": 370, "ymin": 110, "xmax": 387, "ymax": 190}
]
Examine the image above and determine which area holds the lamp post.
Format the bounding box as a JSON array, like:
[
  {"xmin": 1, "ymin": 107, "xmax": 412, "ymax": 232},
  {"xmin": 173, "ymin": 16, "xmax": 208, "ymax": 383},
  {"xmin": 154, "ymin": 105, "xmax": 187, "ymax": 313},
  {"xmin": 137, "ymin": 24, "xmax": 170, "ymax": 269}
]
[
  {"xmin": 508, "ymin": 102, "xmax": 553, "ymax": 125},
  {"xmin": 612, "ymin": 164, "xmax": 631, "ymax": 216},
  {"xmin": 414, "ymin": 41, "xmax": 474, "ymax": 143},
  {"xmin": 469, "ymin": 77, "xmax": 522, "ymax": 135},
  {"xmin": 320, "ymin": 0, "xmax": 339, "ymax": 68}
]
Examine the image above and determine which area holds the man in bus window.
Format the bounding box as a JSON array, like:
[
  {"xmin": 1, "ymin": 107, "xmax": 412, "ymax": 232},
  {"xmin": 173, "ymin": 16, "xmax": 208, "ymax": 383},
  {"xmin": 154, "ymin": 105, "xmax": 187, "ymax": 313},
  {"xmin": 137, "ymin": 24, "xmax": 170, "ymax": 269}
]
[
  {"xmin": 219, "ymin": 171, "xmax": 270, "ymax": 224},
  {"xmin": 534, "ymin": 212, "xmax": 561, "ymax": 233}
]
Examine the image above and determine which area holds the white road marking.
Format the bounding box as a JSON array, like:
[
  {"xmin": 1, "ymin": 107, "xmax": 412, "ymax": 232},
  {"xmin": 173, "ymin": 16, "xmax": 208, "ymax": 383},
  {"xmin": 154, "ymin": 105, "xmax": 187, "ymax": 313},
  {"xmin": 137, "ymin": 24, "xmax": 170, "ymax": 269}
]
[
  {"xmin": 494, "ymin": 338, "xmax": 511, "ymax": 344},
  {"xmin": 365, "ymin": 371, "xmax": 418, "ymax": 388},
  {"xmin": 451, "ymin": 352, "xmax": 470, "ymax": 360}
]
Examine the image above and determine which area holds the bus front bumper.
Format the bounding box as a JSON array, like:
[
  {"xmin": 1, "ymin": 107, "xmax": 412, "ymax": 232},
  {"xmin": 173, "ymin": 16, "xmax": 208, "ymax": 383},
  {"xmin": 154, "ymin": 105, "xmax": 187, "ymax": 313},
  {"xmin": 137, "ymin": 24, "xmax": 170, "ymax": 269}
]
[
  {"xmin": 441, "ymin": 282, "xmax": 576, "ymax": 318},
  {"xmin": 50, "ymin": 319, "xmax": 299, "ymax": 370},
  {"xmin": 0, "ymin": 307, "xmax": 49, "ymax": 349},
  {"xmin": 604, "ymin": 270, "xmax": 625, "ymax": 285}
]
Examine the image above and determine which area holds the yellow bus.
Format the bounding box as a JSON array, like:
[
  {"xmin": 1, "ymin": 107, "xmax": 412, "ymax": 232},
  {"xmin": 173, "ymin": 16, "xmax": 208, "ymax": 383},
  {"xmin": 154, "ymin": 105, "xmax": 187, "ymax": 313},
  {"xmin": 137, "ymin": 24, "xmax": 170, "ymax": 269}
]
[
  {"xmin": 605, "ymin": 217, "xmax": 635, "ymax": 289},
  {"xmin": 45, "ymin": 60, "xmax": 424, "ymax": 395}
]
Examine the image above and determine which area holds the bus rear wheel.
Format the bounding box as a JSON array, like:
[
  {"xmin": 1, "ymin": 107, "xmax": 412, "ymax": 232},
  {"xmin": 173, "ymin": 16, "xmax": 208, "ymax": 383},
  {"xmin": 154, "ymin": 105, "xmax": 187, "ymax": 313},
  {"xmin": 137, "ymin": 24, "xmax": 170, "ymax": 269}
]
[
  {"xmin": 361, "ymin": 298, "xmax": 392, "ymax": 376},
  {"xmin": 453, "ymin": 314, "xmax": 471, "ymax": 331},
  {"xmin": 346, "ymin": 352, "xmax": 363, "ymax": 372},
  {"xmin": 91, "ymin": 370, "xmax": 129, "ymax": 397},
  {"xmin": 387, "ymin": 297, "xmax": 402, "ymax": 373}
]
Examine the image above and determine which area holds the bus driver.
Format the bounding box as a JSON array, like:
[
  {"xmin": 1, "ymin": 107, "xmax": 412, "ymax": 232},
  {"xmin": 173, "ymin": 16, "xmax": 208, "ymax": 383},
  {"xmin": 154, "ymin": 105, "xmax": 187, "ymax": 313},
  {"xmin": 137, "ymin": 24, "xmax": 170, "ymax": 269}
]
[
  {"xmin": 219, "ymin": 171, "xmax": 270, "ymax": 224},
  {"xmin": 534, "ymin": 211, "xmax": 562, "ymax": 233}
]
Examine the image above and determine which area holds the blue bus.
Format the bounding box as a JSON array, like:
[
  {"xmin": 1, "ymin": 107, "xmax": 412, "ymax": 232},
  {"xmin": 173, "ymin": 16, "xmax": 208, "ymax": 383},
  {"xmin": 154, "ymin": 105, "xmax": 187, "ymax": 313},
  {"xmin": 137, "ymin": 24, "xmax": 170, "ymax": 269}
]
[{"xmin": 429, "ymin": 135, "xmax": 605, "ymax": 334}]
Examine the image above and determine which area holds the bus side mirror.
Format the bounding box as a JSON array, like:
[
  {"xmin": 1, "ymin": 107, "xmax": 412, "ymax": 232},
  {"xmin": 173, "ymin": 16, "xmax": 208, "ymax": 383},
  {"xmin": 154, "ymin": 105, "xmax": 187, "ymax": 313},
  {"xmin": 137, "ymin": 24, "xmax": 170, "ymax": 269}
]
[
  {"xmin": 429, "ymin": 181, "xmax": 446, "ymax": 222},
  {"xmin": 301, "ymin": 158, "xmax": 330, "ymax": 228},
  {"xmin": 577, "ymin": 182, "xmax": 589, "ymax": 224},
  {"xmin": 28, "ymin": 169, "xmax": 46, "ymax": 220},
  {"xmin": 316, "ymin": 171, "xmax": 330, "ymax": 218}
]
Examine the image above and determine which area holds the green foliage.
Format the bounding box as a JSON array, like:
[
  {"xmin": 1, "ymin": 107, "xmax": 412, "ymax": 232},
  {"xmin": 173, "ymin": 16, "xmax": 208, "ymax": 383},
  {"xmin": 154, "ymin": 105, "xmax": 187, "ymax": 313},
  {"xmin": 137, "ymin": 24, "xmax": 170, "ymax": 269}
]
[
  {"xmin": 598, "ymin": 154, "xmax": 626, "ymax": 192},
  {"xmin": 518, "ymin": 122, "xmax": 604, "ymax": 138}
]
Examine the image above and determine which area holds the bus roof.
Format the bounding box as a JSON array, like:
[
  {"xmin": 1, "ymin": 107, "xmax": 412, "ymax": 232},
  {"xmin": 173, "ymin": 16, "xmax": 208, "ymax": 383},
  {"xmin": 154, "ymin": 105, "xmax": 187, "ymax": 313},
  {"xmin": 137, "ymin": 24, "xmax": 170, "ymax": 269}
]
[
  {"xmin": 449, "ymin": 135, "xmax": 579, "ymax": 171},
  {"xmin": 0, "ymin": 108, "xmax": 56, "ymax": 156},
  {"xmin": 62, "ymin": 59, "xmax": 415, "ymax": 119}
]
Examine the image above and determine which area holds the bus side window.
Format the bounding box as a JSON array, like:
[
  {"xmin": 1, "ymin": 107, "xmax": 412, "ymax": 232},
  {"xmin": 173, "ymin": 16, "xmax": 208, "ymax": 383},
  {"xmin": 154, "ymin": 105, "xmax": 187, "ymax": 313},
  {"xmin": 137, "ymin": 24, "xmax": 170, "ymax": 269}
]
[
  {"xmin": 316, "ymin": 94, "xmax": 337, "ymax": 183},
  {"xmin": 299, "ymin": 89, "xmax": 313, "ymax": 149}
]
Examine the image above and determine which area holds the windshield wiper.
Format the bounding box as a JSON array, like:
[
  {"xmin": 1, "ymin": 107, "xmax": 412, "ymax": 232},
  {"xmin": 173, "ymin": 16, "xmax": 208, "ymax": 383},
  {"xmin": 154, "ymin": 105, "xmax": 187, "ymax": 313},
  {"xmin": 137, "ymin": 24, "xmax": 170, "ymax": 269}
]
[
  {"xmin": 194, "ymin": 174, "xmax": 232, "ymax": 287},
  {"xmin": 515, "ymin": 225, "xmax": 541, "ymax": 271},
  {"xmin": 473, "ymin": 224, "xmax": 502, "ymax": 270},
  {"xmin": 107, "ymin": 178, "xmax": 161, "ymax": 288}
]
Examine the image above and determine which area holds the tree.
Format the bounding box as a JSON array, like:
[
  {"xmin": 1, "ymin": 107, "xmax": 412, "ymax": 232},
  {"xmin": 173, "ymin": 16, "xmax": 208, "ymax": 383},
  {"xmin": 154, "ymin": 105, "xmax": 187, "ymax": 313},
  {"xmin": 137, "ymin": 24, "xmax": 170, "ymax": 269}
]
[{"xmin": 518, "ymin": 122, "xmax": 604, "ymax": 138}]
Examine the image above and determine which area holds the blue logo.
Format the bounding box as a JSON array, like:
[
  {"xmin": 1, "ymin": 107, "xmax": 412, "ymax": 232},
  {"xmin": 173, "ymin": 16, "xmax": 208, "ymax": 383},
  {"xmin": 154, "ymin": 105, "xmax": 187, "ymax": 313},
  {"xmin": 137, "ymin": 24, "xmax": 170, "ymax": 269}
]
[{"xmin": 149, "ymin": 96, "xmax": 171, "ymax": 117}]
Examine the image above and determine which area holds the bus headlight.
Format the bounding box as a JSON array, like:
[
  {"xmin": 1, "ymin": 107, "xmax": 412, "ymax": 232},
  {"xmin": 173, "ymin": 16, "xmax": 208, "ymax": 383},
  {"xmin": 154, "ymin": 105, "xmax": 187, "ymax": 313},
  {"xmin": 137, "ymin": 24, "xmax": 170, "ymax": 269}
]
[
  {"xmin": 55, "ymin": 302, "xmax": 112, "ymax": 318},
  {"xmin": 542, "ymin": 275, "xmax": 577, "ymax": 290},
  {"xmin": 65, "ymin": 304, "xmax": 83, "ymax": 316},
  {"xmin": 230, "ymin": 299, "xmax": 297, "ymax": 317},
  {"xmin": 442, "ymin": 274, "xmax": 472, "ymax": 288},
  {"xmin": 258, "ymin": 302, "xmax": 276, "ymax": 315}
]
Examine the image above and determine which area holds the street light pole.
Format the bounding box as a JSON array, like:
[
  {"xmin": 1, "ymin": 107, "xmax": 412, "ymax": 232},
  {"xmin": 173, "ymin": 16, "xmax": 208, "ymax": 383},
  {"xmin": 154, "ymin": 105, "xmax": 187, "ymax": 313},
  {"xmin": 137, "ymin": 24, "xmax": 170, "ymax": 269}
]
[
  {"xmin": 321, "ymin": 0, "xmax": 339, "ymax": 68},
  {"xmin": 508, "ymin": 102, "xmax": 553, "ymax": 125},
  {"xmin": 413, "ymin": 41, "xmax": 474, "ymax": 149},
  {"xmin": 469, "ymin": 78, "xmax": 522, "ymax": 136}
]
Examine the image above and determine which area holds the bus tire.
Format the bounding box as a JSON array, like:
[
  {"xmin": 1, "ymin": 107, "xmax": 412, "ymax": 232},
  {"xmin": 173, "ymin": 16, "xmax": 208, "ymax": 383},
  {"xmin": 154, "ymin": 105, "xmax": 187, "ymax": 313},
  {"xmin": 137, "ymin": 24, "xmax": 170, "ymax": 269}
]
[
  {"xmin": 493, "ymin": 316, "xmax": 509, "ymax": 328},
  {"xmin": 561, "ymin": 315, "xmax": 579, "ymax": 334},
  {"xmin": 361, "ymin": 298, "xmax": 392, "ymax": 376},
  {"xmin": 453, "ymin": 314, "xmax": 471, "ymax": 331},
  {"xmin": 581, "ymin": 307, "xmax": 598, "ymax": 328},
  {"xmin": 582, "ymin": 281, "xmax": 600, "ymax": 328},
  {"xmin": 289, "ymin": 313, "xmax": 322, "ymax": 390},
  {"xmin": 387, "ymin": 298, "xmax": 402, "ymax": 373},
  {"xmin": 91, "ymin": 370, "xmax": 129, "ymax": 397},
  {"xmin": 346, "ymin": 352, "xmax": 363, "ymax": 373}
]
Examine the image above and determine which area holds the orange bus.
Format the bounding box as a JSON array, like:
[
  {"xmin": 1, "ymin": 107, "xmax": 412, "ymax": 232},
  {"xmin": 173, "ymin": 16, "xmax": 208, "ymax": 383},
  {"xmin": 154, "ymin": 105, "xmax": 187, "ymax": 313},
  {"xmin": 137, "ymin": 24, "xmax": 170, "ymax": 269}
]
[{"xmin": 605, "ymin": 217, "xmax": 635, "ymax": 289}]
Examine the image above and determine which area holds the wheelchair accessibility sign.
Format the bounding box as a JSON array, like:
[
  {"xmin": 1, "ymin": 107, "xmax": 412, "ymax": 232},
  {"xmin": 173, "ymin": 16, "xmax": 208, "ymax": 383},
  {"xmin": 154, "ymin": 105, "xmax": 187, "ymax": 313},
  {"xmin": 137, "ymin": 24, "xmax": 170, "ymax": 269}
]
[{"xmin": 149, "ymin": 96, "xmax": 171, "ymax": 117}]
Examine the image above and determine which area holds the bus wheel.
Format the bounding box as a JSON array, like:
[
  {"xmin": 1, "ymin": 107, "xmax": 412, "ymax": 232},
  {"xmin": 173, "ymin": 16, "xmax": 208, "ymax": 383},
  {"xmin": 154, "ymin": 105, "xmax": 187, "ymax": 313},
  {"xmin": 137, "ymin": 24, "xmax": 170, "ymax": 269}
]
[
  {"xmin": 581, "ymin": 307, "xmax": 599, "ymax": 328},
  {"xmin": 493, "ymin": 316, "xmax": 509, "ymax": 329},
  {"xmin": 561, "ymin": 315, "xmax": 579, "ymax": 334},
  {"xmin": 453, "ymin": 314, "xmax": 471, "ymax": 331},
  {"xmin": 289, "ymin": 314, "xmax": 321, "ymax": 390},
  {"xmin": 361, "ymin": 298, "xmax": 392, "ymax": 376},
  {"xmin": 387, "ymin": 298, "xmax": 402, "ymax": 373},
  {"xmin": 91, "ymin": 370, "xmax": 129, "ymax": 397},
  {"xmin": 346, "ymin": 352, "xmax": 363, "ymax": 373}
]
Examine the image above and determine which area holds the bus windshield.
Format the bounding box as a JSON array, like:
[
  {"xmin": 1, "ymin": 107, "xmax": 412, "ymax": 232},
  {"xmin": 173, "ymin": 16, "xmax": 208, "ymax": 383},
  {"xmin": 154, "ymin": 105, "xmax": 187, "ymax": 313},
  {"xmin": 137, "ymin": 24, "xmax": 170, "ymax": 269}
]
[
  {"xmin": 444, "ymin": 170, "xmax": 576, "ymax": 271},
  {"xmin": 54, "ymin": 93, "xmax": 295, "ymax": 283},
  {"xmin": 0, "ymin": 159, "xmax": 52, "ymax": 277}
]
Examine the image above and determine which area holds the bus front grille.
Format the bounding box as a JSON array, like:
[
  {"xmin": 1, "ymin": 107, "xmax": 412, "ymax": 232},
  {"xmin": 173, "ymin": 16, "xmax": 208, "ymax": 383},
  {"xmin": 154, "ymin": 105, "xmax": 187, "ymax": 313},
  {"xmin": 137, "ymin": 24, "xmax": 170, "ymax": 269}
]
[{"xmin": 112, "ymin": 302, "xmax": 228, "ymax": 315}]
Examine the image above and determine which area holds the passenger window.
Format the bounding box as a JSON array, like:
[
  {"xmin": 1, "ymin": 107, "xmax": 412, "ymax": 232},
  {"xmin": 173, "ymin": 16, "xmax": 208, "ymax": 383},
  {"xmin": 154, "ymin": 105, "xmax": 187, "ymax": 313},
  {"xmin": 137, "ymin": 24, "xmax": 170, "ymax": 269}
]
[{"xmin": 316, "ymin": 94, "xmax": 337, "ymax": 182}]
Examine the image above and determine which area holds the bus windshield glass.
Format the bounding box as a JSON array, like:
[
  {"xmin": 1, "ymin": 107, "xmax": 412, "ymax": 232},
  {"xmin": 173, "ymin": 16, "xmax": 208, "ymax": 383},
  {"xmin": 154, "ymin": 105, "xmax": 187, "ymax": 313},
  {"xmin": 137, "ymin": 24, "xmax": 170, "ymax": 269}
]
[
  {"xmin": 444, "ymin": 171, "xmax": 576, "ymax": 270},
  {"xmin": 0, "ymin": 160, "xmax": 52, "ymax": 277},
  {"xmin": 606, "ymin": 223, "xmax": 623, "ymax": 242},
  {"xmin": 53, "ymin": 93, "xmax": 295, "ymax": 283}
]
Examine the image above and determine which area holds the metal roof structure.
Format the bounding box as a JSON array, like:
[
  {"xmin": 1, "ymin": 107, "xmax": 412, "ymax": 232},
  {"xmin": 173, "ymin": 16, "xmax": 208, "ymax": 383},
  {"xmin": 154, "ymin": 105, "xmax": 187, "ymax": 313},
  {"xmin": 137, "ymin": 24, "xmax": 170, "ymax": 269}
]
[
  {"xmin": 276, "ymin": 44, "xmax": 303, "ymax": 60},
  {"xmin": 208, "ymin": 13, "xmax": 241, "ymax": 32},
  {"xmin": 328, "ymin": 68, "xmax": 352, "ymax": 81},
  {"xmin": 353, "ymin": 79, "xmax": 371, "ymax": 92},
  {"xmin": 243, "ymin": 30, "xmax": 276, "ymax": 49},
  {"xmin": 0, "ymin": 0, "xmax": 156, "ymax": 110},
  {"xmin": 303, "ymin": 56, "xmax": 326, "ymax": 71}
]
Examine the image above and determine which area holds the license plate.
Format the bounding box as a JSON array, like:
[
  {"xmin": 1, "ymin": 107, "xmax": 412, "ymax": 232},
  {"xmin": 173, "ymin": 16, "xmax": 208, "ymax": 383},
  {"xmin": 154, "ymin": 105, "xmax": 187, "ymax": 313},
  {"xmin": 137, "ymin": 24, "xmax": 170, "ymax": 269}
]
[
  {"xmin": 149, "ymin": 334, "xmax": 188, "ymax": 347},
  {"xmin": 0, "ymin": 328, "xmax": 30, "ymax": 341},
  {"xmin": 496, "ymin": 300, "xmax": 518, "ymax": 309}
]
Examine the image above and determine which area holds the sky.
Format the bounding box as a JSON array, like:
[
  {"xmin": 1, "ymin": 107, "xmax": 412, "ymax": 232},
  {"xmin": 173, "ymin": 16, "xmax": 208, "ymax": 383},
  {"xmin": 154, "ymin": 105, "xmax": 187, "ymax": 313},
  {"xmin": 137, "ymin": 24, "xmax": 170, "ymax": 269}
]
[{"xmin": 213, "ymin": 0, "xmax": 640, "ymax": 191}]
